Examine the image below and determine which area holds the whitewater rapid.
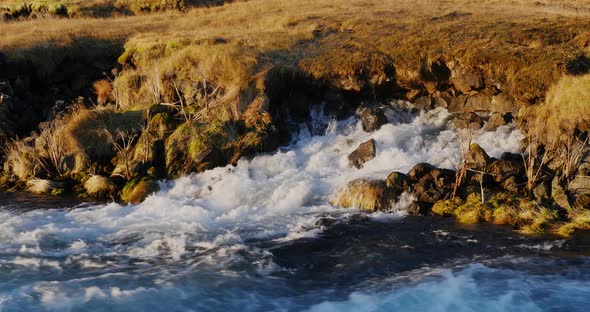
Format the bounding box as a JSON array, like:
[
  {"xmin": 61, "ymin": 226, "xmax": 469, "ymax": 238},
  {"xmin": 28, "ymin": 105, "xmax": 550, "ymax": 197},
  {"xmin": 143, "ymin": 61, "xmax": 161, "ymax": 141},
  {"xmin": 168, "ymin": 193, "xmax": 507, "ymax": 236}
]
[{"xmin": 5, "ymin": 103, "xmax": 585, "ymax": 312}]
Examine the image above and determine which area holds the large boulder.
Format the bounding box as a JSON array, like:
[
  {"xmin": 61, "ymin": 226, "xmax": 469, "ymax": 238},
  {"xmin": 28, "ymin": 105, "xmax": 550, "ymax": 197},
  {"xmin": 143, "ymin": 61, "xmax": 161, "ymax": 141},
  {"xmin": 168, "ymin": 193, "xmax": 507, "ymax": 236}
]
[
  {"xmin": 348, "ymin": 139, "xmax": 376, "ymax": 169},
  {"xmin": 356, "ymin": 105, "xmax": 388, "ymax": 132},
  {"xmin": 330, "ymin": 179, "xmax": 395, "ymax": 212}
]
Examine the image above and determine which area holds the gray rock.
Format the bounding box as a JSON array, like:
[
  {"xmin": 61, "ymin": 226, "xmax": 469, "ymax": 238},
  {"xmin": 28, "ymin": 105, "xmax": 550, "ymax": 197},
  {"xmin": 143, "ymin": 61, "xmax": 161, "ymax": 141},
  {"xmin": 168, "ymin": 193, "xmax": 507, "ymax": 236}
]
[
  {"xmin": 348, "ymin": 139, "xmax": 376, "ymax": 169},
  {"xmin": 356, "ymin": 105, "xmax": 388, "ymax": 132}
]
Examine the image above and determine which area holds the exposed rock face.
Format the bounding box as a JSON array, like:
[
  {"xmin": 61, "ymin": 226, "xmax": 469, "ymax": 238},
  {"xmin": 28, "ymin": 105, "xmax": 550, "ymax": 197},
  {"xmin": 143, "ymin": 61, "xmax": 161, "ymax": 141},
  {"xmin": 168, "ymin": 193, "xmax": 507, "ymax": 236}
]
[
  {"xmin": 348, "ymin": 139, "xmax": 376, "ymax": 169},
  {"xmin": 331, "ymin": 179, "xmax": 395, "ymax": 212},
  {"xmin": 356, "ymin": 105, "xmax": 388, "ymax": 132}
]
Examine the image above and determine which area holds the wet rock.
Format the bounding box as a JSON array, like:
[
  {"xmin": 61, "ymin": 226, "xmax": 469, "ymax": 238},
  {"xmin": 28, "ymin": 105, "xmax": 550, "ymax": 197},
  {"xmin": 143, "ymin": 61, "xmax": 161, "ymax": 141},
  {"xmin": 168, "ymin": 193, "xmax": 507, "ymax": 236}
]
[
  {"xmin": 26, "ymin": 179, "xmax": 65, "ymax": 195},
  {"xmin": 466, "ymin": 143, "xmax": 491, "ymax": 170},
  {"xmin": 408, "ymin": 164, "xmax": 454, "ymax": 204},
  {"xmin": 122, "ymin": 178, "xmax": 160, "ymax": 204},
  {"xmin": 501, "ymin": 152, "xmax": 522, "ymax": 162},
  {"xmin": 386, "ymin": 171, "xmax": 411, "ymax": 197},
  {"xmin": 84, "ymin": 175, "xmax": 116, "ymax": 198},
  {"xmin": 407, "ymin": 201, "xmax": 431, "ymax": 215},
  {"xmin": 408, "ymin": 163, "xmax": 436, "ymax": 182},
  {"xmin": 356, "ymin": 105, "xmax": 388, "ymax": 132},
  {"xmin": 348, "ymin": 139, "xmax": 376, "ymax": 169},
  {"xmin": 450, "ymin": 112, "xmax": 485, "ymax": 130},
  {"xmin": 483, "ymin": 112, "xmax": 508, "ymax": 131},
  {"xmin": 331, "ymin": 179, "xmax": 395, "ymax": 212}
]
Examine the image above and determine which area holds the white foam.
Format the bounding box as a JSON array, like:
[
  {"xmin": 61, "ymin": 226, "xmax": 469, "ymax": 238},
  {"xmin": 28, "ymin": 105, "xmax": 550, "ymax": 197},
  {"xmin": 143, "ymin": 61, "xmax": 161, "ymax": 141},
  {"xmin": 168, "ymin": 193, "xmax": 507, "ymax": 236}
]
[{"xmin": 0, "ymin": 107, "xmax": 526, "ymax": 309}]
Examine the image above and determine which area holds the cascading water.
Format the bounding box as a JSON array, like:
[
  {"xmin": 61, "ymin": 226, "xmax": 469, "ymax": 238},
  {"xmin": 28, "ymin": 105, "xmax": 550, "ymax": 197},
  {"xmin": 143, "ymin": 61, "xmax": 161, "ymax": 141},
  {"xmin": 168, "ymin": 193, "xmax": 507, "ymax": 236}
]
[{"xmin": 0, "ymin": 103, "xmax": 588, "ymax": 311}]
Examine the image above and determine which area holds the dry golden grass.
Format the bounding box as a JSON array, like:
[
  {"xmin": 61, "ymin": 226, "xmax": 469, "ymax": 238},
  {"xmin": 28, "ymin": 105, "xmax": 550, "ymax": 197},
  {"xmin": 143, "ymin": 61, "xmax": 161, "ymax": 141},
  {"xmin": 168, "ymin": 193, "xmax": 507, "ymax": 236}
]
[{"xmin": 2, "ymin": 0, "xmax": 589, "ymax": 107}]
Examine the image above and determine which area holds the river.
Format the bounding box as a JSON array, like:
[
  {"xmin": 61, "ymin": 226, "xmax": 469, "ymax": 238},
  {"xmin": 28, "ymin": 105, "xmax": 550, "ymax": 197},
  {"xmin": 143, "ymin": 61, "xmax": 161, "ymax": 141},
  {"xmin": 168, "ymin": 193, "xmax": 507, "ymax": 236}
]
[{"xmin": 1, "ymin": 105, "xmax": 588, "ymax": 311}]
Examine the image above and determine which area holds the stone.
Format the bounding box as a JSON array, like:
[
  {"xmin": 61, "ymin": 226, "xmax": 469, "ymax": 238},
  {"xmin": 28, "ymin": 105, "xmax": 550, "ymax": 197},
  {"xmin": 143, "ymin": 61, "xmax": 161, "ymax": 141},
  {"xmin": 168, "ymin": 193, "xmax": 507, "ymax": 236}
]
[
  {"xmin": 432, "ymin": 95, "xmax": 449, "ymax": 109},
  {"xmin": 356, "ymin": 105, "xmax": 388, "ymax": 132},
  {"xmin": 348, "ymin": 139, "xmax": 376, "ymax": 169},
  {"xmin": 385, "ymin": 171, "xmax": 411, "ymax": 197},
  {"xmin": 552, "ymin": 176, "xmax": 572, "ymax": 210},
  {"xmin": 466, "ymin": 143, "xmax": 491, "ymax": 170},
  {"xmin": 451, "ymin": 66, "xmax": 484, "ymax": 92},
  {"xmin": 407, "ymin": 201, "xmax": 431, "ymax": 215},
  {"xmin": 483, "ymin": 112, "xmax": 507, "ymax": 131},
  {"xmin": 450, "ymin": 112, "xmax": 485, "ymax": 130},
  {"xmin": 465, "ymin": 92, "xmax": 492, "ymax": 111},
  {"xmin": 414, "ymin": 96, "xmax": 433, "ymax": 110},
  {"xmin": 488, "ymin": 159, "xmax": 523, "ymax": 183},
  {"xmin": 408, "ymin": 163, "xmax": 436, "ymax": 182},
  {"xmin": 449, "ymin": 94, "xmax": 470, "ymax": 112},
  {"xmin": 408, "ymin": 164, "xmax": 454, "ymax": 204},
  {"xmin": 533, "ymin": 180, "xmax": 551, "ymax": 201},
  {"xmin": 122, "ymin": 178, "xmax": 160, "ymax": 204},
  {"xmin": 490, "ymin": 93, "xmax": 515, "ymax": 114},
  {"xmin": 502, "ymin": 176, "xmax": 520, "ymax": 194},
  {"xmin": 330, "ymin": 179, "xmax": 395, "ymax": 212},
  {"xmin": 569, "ymin": 176, "xmax": 590, "ymax": 209}
]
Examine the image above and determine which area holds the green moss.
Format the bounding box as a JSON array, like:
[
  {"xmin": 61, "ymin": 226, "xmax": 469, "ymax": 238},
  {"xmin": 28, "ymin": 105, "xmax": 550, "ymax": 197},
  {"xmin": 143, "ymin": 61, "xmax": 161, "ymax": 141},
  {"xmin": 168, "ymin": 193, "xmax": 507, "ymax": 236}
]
[
  {"xmin": 432, "ymin": 197, "xmax": 463, "ymax": 217},
  {"xmin": 50, "ymin": 188, "xmax": 65, "ymax": 196},
  {"xmin": 556, "ymin": 211, "xmax": 590, "ymax": 237},
  {"xmin": 121, "ymin": 177, "xmax": 159, "ymax": 204}
]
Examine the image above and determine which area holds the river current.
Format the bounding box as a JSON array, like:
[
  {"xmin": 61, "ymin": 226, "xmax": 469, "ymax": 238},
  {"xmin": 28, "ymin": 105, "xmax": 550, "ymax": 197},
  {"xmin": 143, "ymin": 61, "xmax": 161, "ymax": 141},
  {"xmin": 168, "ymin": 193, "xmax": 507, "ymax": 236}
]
[{"xmin": 1, "ymin": 104, "xmax": 588, "ymax": 311}]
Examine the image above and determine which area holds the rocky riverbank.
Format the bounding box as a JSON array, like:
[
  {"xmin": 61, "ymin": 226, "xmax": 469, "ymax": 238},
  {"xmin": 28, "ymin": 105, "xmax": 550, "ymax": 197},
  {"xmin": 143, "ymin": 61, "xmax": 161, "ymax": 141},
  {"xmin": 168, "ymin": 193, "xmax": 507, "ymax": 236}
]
[{"xmin": 0, "ymin": 0, "xmax": 589, "ymax": 236}]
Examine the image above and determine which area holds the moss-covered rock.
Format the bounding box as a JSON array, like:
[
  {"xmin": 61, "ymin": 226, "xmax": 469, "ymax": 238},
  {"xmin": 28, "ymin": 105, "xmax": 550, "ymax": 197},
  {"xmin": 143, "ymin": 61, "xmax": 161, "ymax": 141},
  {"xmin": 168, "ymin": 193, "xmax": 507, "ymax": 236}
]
[
  {"xmin": 330, "ymin": 179, "xmax": 395, "ymax": 212},
  {"xmin": 121, "ymin": 177, "xmax": 160, "ymax": 204},
  {"xmin": 84, "ymin": 175, "xmax": 116, "ymax": 198}
]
